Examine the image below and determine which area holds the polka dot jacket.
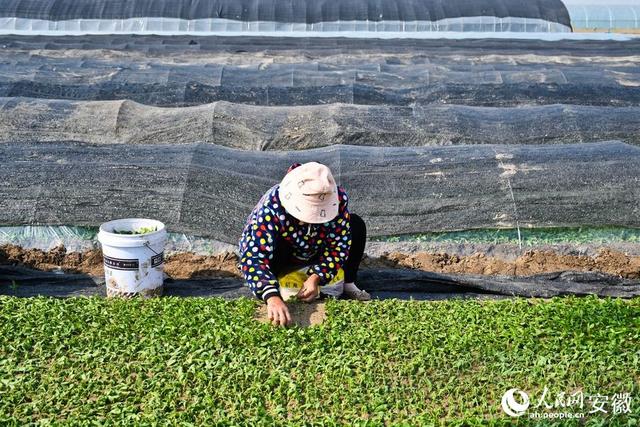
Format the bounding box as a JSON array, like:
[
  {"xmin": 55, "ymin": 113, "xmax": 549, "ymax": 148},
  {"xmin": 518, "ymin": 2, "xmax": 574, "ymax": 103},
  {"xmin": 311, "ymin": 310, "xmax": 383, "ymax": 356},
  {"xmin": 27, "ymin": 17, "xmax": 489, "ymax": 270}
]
[{"xmin": 238, "ymin": 169, "xmax": 352, "ymax": 302}]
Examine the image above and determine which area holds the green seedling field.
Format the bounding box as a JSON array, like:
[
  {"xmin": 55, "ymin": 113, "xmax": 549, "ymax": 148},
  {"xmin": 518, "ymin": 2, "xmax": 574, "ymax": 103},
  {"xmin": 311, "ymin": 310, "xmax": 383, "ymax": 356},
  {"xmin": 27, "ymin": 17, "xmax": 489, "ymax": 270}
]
[{"xmin": 1, "ymin": 296, "xmax": 638, "ymax": 425}]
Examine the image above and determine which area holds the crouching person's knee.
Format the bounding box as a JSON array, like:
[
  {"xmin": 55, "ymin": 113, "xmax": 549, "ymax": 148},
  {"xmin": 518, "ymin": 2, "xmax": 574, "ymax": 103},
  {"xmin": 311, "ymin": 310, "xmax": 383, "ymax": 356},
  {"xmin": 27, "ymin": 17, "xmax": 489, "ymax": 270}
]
[{"xmin": 349, "ymin": 213, "xmax": 367, "ymax": 238}]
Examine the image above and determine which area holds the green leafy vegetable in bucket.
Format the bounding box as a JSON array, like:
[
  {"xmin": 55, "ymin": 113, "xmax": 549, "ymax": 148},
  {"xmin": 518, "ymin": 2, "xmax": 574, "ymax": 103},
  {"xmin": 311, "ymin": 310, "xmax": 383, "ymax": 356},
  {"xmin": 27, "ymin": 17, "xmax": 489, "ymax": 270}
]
[{"xmin": 113, "ymin": 226, "xmax": 158, "ymax": 235}]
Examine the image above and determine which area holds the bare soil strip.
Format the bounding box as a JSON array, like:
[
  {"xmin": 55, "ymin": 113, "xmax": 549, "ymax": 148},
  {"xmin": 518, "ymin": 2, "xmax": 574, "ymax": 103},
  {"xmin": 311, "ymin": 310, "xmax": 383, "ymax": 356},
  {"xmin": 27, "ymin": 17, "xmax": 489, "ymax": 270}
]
[
  {"xmin": 255, "ymin": 301, "xmax": 327, "ymax": 327},
  {"xmin": 2, "ymin": 244, "xmax": 638, "ymax": 280}
]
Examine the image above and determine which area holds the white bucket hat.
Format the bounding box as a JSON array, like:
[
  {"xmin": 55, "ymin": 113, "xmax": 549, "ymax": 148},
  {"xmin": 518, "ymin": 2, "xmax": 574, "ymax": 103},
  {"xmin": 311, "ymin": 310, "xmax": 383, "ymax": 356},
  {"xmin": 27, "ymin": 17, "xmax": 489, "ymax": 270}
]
[{"xmin": 278, "ymin": 162, "xmax": 339, "ymax": 224}]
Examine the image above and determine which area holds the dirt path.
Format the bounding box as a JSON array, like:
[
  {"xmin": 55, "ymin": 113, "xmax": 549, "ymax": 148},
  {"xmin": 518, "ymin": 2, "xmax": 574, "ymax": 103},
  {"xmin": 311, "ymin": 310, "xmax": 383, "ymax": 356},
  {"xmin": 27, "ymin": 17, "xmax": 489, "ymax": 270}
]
[{"xmin": 2, "ymin": 244, "xmax": 639, "ymax": 280}]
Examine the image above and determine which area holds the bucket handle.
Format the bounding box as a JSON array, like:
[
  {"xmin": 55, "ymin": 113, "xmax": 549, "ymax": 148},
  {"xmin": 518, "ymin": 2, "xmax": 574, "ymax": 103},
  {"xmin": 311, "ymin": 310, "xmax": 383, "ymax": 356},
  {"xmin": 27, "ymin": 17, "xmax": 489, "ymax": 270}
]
[
  {"xmin": 143, "ymin": 241, "xmax": 160, "ymax": 255},
  {"xmin": 138, "ymin": 241, "xmax": 163, "ymax": 286}
]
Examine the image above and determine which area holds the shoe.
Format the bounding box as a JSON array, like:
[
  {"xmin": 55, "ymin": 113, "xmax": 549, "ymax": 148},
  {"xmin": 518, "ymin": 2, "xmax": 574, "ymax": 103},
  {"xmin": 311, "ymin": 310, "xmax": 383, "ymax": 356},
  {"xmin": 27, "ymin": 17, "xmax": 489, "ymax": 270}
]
[{"xmin": 343, "ymin": 282, "xmax": 372, "ymax": 301}]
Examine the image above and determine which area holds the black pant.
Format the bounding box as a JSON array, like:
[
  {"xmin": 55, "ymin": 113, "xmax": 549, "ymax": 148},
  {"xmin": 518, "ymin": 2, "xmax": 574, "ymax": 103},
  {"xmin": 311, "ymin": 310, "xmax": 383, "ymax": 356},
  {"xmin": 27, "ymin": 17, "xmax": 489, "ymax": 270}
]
[{"xmin": 270, "ymin": 213, "xmax": 367, "ymax": 284}]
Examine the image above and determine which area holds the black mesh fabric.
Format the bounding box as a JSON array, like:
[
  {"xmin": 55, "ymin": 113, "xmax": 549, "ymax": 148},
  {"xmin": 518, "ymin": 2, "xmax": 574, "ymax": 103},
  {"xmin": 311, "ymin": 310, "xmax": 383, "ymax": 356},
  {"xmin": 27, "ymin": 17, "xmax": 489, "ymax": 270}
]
[
  {"xmin": 2, "ymin": 265, "xmax": 639, "ymax": 299},
  {"xmin": 1, "ymin": 37, "xmax": 639, "ymax": 107},
  {"xmin": 0, "ymin": 0, "xmax": 571, "ymax": 28},
  {"xmin": 1, "ymin": 98, "xmax": 639, "ymax": 148},
  {"xmin": 1, "ymin": 141, "xmax": 639, "ymax": 244}
]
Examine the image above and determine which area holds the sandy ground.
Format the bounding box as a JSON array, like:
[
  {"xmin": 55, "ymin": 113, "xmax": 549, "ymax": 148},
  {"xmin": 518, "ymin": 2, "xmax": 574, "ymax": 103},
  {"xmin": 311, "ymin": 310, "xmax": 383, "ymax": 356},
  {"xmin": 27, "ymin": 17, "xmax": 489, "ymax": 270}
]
[
  {"xmin": 255, "ymin": 301, "xmax": 327, "ymax": 327},
  {"xmin": 2, "ymin": 243, "xmax": 639, "ymax": 280}
]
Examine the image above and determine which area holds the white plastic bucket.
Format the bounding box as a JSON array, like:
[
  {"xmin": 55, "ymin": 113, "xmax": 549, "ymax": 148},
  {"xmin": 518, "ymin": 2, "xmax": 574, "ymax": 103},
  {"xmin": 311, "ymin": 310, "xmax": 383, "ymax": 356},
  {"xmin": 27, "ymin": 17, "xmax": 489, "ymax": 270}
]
[{"xmin": 97, "ymin": 218, "xmax": 167, "ymax": 298}]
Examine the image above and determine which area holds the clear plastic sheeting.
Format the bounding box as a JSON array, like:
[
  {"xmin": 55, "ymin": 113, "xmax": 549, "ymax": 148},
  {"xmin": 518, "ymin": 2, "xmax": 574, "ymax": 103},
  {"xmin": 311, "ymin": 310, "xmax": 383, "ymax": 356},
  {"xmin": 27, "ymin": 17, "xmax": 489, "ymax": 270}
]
[
  {"xmin": 0, "ymin": 16, "xmax": 571, "ymax": 35},
  {"xmin": 566, "ymin": 3, "xmax": 640, "ymax": 31},
  {"xmin": 3, "ymin": 224, "xmax": 640, "ymax": 256},
  {"xmin": 0, "ymin": 226, "xmax": 97, "ymax": 252},
  {"xmin": 0, "ymin": 226, "xmax": 235, "ymax": 254}
]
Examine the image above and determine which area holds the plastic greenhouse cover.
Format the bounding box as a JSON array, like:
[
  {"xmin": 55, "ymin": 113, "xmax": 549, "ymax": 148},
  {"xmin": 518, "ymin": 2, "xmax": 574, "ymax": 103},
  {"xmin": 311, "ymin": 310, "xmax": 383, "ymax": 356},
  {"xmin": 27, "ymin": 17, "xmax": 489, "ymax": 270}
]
[
  {"xmin": 0, "ymin": 0, "xmax": 572, "ymax": 26},
  {"xmin": 0, "ymin": 17, "xmax": 571, "ymax": 35},
  {"xmin": 0, "ymin": 0, "xmax": 574, "ymax": 35},
  {"xmin": 565, "ymin": 2, "xmax": 640, "ymax": 30}
]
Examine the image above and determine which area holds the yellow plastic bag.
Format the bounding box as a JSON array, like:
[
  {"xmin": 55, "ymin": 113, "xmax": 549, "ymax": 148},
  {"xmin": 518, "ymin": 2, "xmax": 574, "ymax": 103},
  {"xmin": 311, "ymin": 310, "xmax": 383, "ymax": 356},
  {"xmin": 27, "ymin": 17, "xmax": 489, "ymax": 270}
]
[{"xmin": 277, "ymin": 267, "xmax": 345, "ymax": 301}]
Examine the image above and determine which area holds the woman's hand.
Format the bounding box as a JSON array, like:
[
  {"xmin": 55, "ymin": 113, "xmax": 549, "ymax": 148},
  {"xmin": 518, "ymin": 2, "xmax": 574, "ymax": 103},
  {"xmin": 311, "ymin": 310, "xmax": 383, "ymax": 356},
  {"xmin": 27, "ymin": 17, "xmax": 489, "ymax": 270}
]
[
  {"xmin": 266, "ymin": 296, "xmax": 291, "ymax": 327},
  {"xmin": 297, "ymin": 274, "xmax": 321, "ymax": 302}
]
